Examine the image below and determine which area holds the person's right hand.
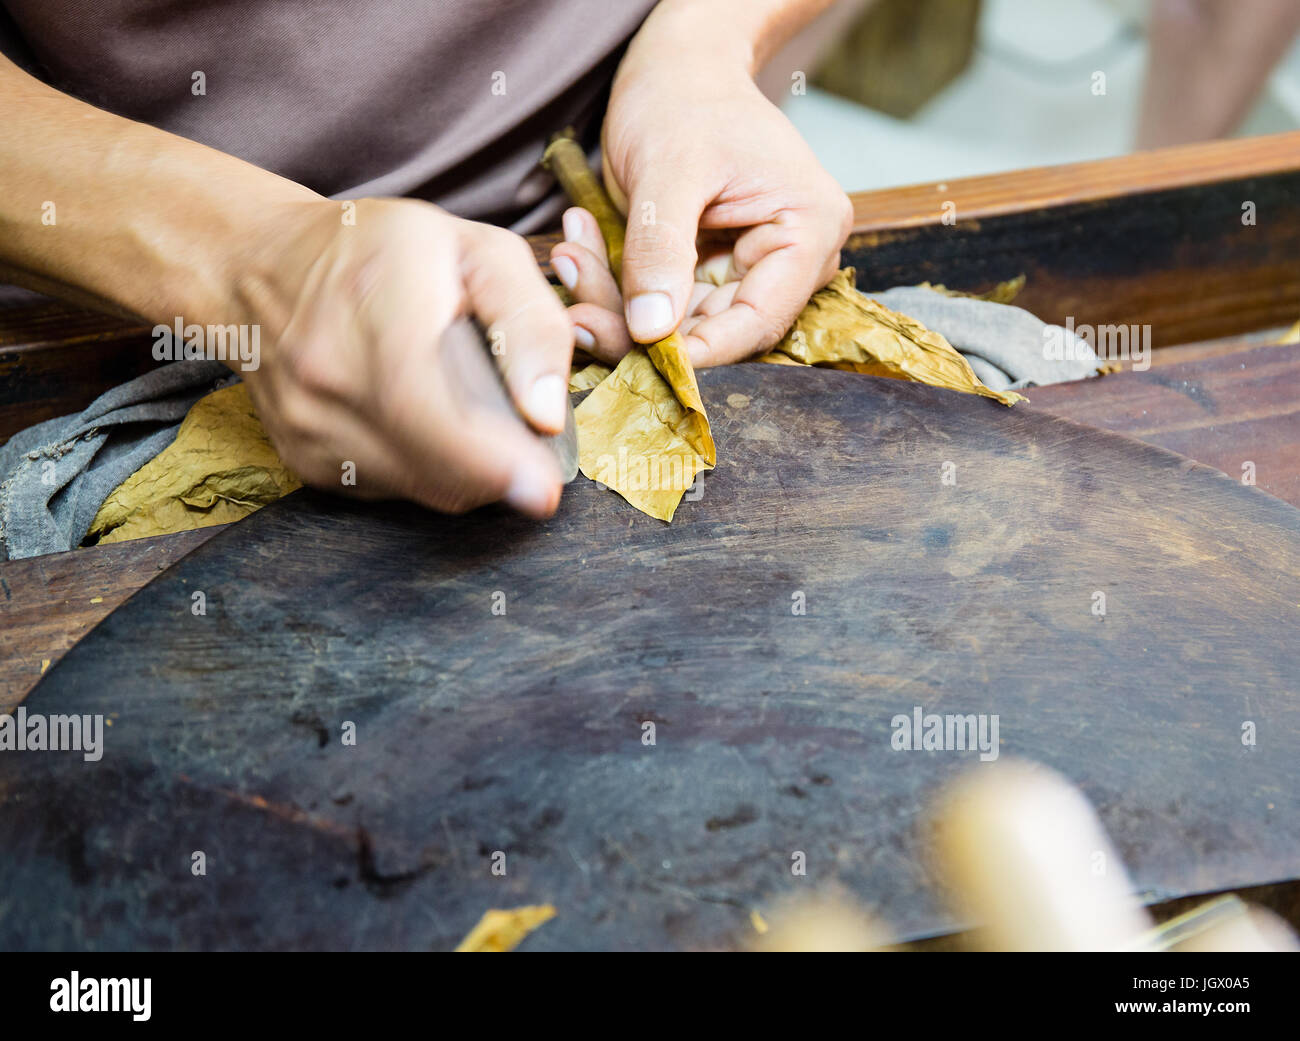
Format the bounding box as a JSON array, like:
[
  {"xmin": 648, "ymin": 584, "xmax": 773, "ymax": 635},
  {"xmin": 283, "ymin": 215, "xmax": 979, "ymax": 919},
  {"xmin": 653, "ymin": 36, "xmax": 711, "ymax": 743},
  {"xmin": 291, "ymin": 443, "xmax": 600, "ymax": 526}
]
[{"xmin": 237, "ymin": 197, "xmax": 574, "ymax": 518}]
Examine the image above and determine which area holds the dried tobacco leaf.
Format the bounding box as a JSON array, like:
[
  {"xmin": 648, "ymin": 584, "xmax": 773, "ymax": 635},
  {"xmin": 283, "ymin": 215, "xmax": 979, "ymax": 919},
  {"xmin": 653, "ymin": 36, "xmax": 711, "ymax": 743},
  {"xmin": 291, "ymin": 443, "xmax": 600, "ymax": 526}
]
[
  {"xmin": 454, "ymin": 905, "xmax": 556, "ymax": 952},
  {"xmin": 568, "ymin": 361, "xmax": 613, "ymax": 392},
  {"xmin": 918, "ymin": 275, "xmax": 1026, "ymax": 305},
  {"xmin": 575, "ymin": 346, "xmax": 712, "ymax": 522},
  {"xmin": 545, "ymin": 132, "xmax": 716, "ymax": 521},
  {"xmin": 760, "ymin": 269, "xmax": 1025, "ymax": 407},
  {"xmin": 88, "ymin": 383, "xmax": 300, "ymax": 544}
]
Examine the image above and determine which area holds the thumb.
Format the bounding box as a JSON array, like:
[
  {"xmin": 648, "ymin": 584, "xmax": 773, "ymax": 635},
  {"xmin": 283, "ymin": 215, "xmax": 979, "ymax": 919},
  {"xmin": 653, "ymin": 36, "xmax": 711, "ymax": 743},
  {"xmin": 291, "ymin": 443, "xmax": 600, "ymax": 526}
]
[{"xmin": 620, "ymin": 175, "xmax": 705, "ymax": 343}]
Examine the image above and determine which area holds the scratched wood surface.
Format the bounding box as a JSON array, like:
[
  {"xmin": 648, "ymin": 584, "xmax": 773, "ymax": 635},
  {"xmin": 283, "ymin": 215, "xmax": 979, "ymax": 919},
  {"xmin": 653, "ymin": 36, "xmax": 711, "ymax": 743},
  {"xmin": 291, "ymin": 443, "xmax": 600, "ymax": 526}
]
[
  {"xmin": 1026, "ymin": 342, "xmax": 1300, "ymax": 510},
  {"xmin": 0, "ymin": 529, "xmax": 226, "ymax": 712},
  {"xmin": 1, "ymin": 364, "xmax": 1296, "ymax": 951},
  {"xmin": 5, "ymin": 339, "xmax": 1295, "ymax": 714}
]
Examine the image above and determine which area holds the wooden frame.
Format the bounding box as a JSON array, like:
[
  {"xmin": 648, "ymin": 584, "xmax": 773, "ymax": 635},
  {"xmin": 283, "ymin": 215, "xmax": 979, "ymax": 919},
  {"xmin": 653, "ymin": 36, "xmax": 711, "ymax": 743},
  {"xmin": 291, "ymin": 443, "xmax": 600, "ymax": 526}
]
[{"xmin": 839, "ymin": 132, "xmax": 1300, "ymax": 346}]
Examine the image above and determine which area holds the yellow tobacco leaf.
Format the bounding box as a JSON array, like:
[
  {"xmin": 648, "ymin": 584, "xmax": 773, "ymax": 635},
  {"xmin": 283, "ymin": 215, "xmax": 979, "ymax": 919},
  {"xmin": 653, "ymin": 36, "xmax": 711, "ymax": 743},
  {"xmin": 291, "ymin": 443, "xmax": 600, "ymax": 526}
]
[
  {"xmin": 88, "ymin": 382, "xmax": 301, "ymax": 544},
  {"xmin": 569, "ymin": 361, "xmax": 613, "ymax": 392},
  {"xmin": 918, "ymin": 274, "xmax": 1026, "ymax": 305},
  {"xmin": 767, "ymin": 269, "xmax": 1025, "ymax": 406},
  {"xmin": 646, "ymin": 331, "xmax": 715, "ymax": 464},
  {"xmin": 544, "ymin": 133, "xmax": 716, "ymax": 521},
  {"xmin": 454, "ymin": 905, "xmax": 556, "ymax": 952},
  {"xmin": 753, "ymin": 351, "xmax": 803, "ymax": 366},
  {"xmin": 576, "ymin": 347, "xmax": 713, "ymax": 522}
]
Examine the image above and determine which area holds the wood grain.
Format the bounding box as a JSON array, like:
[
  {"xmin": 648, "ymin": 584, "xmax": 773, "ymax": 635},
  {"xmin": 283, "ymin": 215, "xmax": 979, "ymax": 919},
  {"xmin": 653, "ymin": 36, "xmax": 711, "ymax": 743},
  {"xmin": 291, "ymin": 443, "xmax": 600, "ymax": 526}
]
[
  {"xmin": 848, "ymin": 130, "xmax": 1300, "ymax": 231},
  {"xmin": 2, "ymin": 340, "xmax": 1296, "ymax": 714},
  {"xmin": 1027, "ymin": 343, "xmax": 1300, "ymax": 510},
  {"xmin": 2, "ymin": 364, "xmax": 1296, "ymax": 951},
  {"xmin": 843, "ymin": 172, "xmax": 1300, "ymax": 347},
  {"xmin": 0, "ymin": 529, "xmax": 225, "ymax": 713}
]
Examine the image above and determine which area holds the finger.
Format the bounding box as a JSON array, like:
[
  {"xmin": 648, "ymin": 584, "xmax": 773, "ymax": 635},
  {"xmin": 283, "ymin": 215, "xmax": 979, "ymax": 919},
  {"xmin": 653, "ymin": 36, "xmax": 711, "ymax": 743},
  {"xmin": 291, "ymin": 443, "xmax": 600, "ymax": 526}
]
[
  {"xmin": 356, "ymin": 236, "xmax": 565, "ymax": 516},
  {"xmin": 439, "ymin": 405, "xmax": 563, "ymax": 518},
  {"xmin": 692, "ymin": 280, "xmax": 740, "ymax": 319},
  {"xmin": 561, "ymin": 207, "xmax": 611, "ymax": 272},
  {"xmin": 695, "ymin": 251, "xmax": 738, "ymax": 288},
  {"xmin": 731, "ymin": 202, "xmax": 849, "ymax": 288},
  {"xmin": 381, "ymin": 331, "xmax": 564, "ymax": 518},
  {"xmin": 686, "ymin": 280, "xmax": 714, "ymax": 316},
  {"xmin": 251, "ymin": 375, "xmax": 492, "ymax": 511},
  {"xmin": 679, "ymin": 282, "xmax": 739, "ymax": 340},
  {"xmin": 567, "ymin": 302, "xmax": 635, "ymax": 365},
  {"xmin": 457, "ymin": 222, "xmax": 574, "ymax": 435},
  {"xmin": 621, "ymin": 171, "xmax": 707, "ymax": 343},
  {"xmin": 293, "ymin": 413, "xmax": 427, "ymax": 504},
  {"xmin": 688, "ymin": 213, "xmax": 841, "ymax": 366},
  {"xmin": 549, "ymin": 241, "xmax": 623, "ymax": 313},
  {"xmin": 682, "ymin": 237, "xmax": 824, "ymax": 367}
]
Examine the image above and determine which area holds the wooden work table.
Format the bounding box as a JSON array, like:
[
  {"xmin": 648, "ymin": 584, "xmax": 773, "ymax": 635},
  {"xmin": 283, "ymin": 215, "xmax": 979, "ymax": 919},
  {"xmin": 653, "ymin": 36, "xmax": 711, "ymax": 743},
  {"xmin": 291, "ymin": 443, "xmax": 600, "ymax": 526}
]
[
  {"xmin": 3, "ymin": 131, "xmax": 1299, "ymax": 713},
  {"xmin": 3, "ymin": 333, "xmax": 1297, "ymax": 713},
  {"xmin": 1, "ymin": 132, "xmax": 1298, "ymax": 949}
]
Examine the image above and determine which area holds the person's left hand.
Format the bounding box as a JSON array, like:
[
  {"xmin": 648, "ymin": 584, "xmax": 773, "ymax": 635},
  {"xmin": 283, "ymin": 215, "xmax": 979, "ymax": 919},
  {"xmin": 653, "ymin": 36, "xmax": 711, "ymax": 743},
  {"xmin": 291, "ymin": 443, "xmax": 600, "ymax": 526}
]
[{"xmin": 549, "ymin": 42, "xmax": 853, "ymax": 369}]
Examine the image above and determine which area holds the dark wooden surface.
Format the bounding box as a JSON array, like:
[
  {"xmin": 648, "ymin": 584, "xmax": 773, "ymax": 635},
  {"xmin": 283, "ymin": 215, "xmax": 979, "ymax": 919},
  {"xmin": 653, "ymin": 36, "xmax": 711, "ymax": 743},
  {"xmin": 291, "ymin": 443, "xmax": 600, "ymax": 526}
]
[
  {"xmin": 3, "ymin": 339, "xmax": 1297, "ymax": 714},
  {"xmin": 849, "ymin": 131, "xmax": 1300, "ymax": 229},
  {"xmin": 838, "ymin": 133, "xmax": 1300, "ymax": 348},
  {"xmin": 1027, "ymin": 342, "xmax": 1300, "ymax": 510},
  {"xmin": 1, "ymin": 364, "xmax": 1296, "ymax": 951},
  {"xmin": 0, "ymin": 306, "xmax": 155, "ymax": 441},
  {"xmin": 0, "ymin": 528, "xmax": 225, "ymax": 713},
  {"xmin": 843, "ymin": 172, "xmax": 1300, "ymax": 348}
]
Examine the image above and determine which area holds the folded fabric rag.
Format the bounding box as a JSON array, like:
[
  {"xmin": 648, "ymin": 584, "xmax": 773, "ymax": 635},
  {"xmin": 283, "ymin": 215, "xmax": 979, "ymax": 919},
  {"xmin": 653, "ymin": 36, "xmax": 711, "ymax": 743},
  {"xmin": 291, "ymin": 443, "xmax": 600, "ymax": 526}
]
[
  {"xmin": 0, "ymin": 360, "xmax": 232, "ymax": 560},
  {"xmin": 867, "ymin": 286, "xmax": 1099, "ymax": 389}
]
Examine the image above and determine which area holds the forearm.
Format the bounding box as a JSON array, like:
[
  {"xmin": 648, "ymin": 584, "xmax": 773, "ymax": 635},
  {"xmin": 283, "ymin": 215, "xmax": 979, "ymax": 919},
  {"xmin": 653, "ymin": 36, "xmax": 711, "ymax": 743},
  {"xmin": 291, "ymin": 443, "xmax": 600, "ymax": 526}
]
[{"xmin": 0, "ymin": 54, "xmax": 320, "ymax": 326}]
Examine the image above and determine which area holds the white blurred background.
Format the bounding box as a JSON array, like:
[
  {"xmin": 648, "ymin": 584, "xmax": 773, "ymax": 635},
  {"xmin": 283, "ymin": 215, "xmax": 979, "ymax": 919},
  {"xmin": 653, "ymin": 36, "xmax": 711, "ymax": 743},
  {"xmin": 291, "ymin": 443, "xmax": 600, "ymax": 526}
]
[{"xmin": 762, "ymin": 0, "xmax": 1300, "ymax": 192}]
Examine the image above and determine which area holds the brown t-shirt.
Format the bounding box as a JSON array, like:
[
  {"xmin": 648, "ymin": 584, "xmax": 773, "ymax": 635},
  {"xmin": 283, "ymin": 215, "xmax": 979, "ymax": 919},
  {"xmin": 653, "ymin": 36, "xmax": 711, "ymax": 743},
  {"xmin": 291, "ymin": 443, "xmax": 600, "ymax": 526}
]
[{"xmin": 0, "ymin": 0, "xmax": 657, "ymax": 231}]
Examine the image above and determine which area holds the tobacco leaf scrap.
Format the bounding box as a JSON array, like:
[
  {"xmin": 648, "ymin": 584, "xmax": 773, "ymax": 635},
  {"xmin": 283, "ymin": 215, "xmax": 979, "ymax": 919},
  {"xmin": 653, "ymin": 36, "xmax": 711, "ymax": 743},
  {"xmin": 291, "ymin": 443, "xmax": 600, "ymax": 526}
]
[
  {"xmin": 88, "ymin": 382, "xmax": 301, "ymax": 544},
  {"xmin": 568, "ymin": 361, "xmax": 613, "ymax": 392},
  {"xmin": 575, "ymin": 340, "xmax": 714, "ymax": 523},
  {"xmin": 917, "ymin": 275, "xmax": 1026, "ymax": 305},
  {"xmin": 454, "ymin": 905, "xmax": 556, "ymax": 952},
  {"xmin": 758, "ymin": 268, "xmax": 1026, "ymax": 407}
]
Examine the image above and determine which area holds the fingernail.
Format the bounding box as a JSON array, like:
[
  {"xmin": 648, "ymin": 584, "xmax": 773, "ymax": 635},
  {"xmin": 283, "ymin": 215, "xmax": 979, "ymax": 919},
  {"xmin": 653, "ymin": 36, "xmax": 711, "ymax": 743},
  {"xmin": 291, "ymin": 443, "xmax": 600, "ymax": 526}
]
[
  {"xmin": 525, "ymin": 372, "xmax": 568, "ymax": 432},
  {"xmin": 552, "ymin": 255, "xmax": 578, "ymax": 291},
  {"xmin": 562, "ymin": 209, "xmax": 583, "ymax": 243},
  {"xmin": 504, "ymin": 463, "xmax": 558, "ymax": 517},
  {"xmin": 574, "ymin": 325, "xmax": 595, "ymax": 349},
  {"xmin": 627, "ymin": 292, "xmax": 674, "ymax": 341}
]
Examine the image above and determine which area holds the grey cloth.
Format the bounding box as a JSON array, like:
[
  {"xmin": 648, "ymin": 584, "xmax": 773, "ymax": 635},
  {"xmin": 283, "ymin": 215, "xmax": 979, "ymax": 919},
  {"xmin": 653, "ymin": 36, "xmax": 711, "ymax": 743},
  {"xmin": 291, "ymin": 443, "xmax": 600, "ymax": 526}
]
[
  {"xmin": 0, "ymin": 361, "xmax": 231, "ymax": 560},
  {"xmin": 869, "ymin": 286, "xmax": 1100, "ymax": 390}
]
